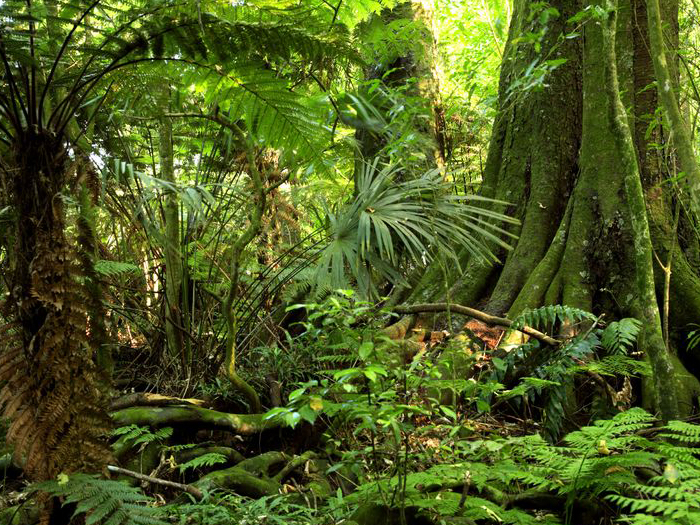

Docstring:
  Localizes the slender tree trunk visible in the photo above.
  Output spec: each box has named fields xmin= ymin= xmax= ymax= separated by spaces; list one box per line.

xmin=159 ymin=115 xmax=187 ymax=372
xmin=647 ymin=0 xmax=700 ymax=216
xmin=354 ymin=0 xmax=447 ymax=184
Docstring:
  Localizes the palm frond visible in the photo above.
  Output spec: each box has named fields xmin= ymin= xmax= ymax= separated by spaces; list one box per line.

xmin=312 ymin=160 xmax=518 ymax=297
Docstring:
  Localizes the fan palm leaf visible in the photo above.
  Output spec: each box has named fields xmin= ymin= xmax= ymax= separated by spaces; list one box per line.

xmin=312 ymin=159 xmax=519 ymax=297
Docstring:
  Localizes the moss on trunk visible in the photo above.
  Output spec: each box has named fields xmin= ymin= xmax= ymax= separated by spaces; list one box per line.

xmin=194 ymin=465 xmax=281 ymax=498
xmin=409 ymin=0 xmax=700 ymax=418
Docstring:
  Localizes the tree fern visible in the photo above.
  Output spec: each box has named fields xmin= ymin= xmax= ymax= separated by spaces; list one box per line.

xmin=33 ymin=474 xmax=167 ymax=525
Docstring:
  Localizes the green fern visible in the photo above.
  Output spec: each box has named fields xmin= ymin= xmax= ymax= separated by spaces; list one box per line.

xmin=511 ymin=305 xmax=596 ymax=330
xmin=601 ymin=318 xmax=642 ymax=355
xmin=348 ymin=464 xmax=558 ymax=524
xmin=33 ymin=474 xmax=167 ymax=525
xmin=112 ymin=425 xmax=173 ymax=449
xmin=573 ymin=354 xmax=651 ymax=377
xmin=658 ymin=420 xmax=700 ymax=444
xmin=177 ymin=453 xmax=227 ymax=473
xmin=94 ymin=260 xmax=140 ymax=277
xmin=495 ymin=309 xmax=648 ymax=441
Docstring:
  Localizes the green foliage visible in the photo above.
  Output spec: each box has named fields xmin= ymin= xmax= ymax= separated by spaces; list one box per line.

xmin=163 ymin=493 xmax=318 ymax=525
xmin=112 ymin=425 xmax=173 ymax=449
xmin=527 ymin=409 xmax=700 ymax=525
xmin=94 ymin=260 xmax=140 ymax=277
xmin=176 ymin=453 xmax=227 ymax=474
xmin=575 ymin=354 xmax=651 ymax=378
xmin=510 ymin=304 xmax=596 ymax=330
xmin=601 ymin=318 xmax=642 ymax=355
xmin=449 ymin=409 xmax=700 ymax=525
xmin=687 ymin=326 xmax=700 ymax=351
xmin=33 ymin=474 xmax=167 ymax=525
xmin=315 ymin=160 xmax=517 ymax=297
xmin=495 ymin=308 xmax=646 ymax=441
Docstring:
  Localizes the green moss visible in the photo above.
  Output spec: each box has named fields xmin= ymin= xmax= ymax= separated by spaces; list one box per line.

xmin=0 ymin=504 xmax=38 ymax=525
xmin=509 ymin=201 xmax=573 ymax=317
xmin=111 ymin=406 xmax=274 ymax=435
xmin=193 ymin=466 xmax=280 ymax=498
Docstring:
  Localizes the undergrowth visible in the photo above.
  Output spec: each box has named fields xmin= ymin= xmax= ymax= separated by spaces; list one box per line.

xmin=21 ymin=299 xmax=700 ymax=525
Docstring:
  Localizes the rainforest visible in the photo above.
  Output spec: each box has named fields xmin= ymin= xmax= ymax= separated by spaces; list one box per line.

xmin=1 ymin=0 xmax=700 ymax=524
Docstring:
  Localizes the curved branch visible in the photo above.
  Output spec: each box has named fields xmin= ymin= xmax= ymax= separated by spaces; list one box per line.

xmin=393 ymin=303 xmax=559 ymax=346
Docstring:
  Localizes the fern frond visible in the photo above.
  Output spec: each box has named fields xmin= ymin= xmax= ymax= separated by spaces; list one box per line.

xmin=112 ymin=425 xmax=173 ymax=449
xmin=573 ymin=355 xmax=651 ymax=377
xmin=33 ymin=474 xmax=167 ymax=525
xmin=601 ymin=318 xmax=642 ymax=355
xmin=189 ymin=62 xmax=327 ymax=163
xmin=94 ymin=260 xmax=140 ymax=277
xmin=511 ymin=305 xmax=596 ymax=331
xmin=659 ymin=420 xmax=700 ymax=444
xmin=177 ymin=452 xmax=227 ymax=473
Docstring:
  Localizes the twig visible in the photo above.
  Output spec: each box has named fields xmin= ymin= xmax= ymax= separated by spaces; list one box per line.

xmin=107 ymin=465 xmax=203 ymax=500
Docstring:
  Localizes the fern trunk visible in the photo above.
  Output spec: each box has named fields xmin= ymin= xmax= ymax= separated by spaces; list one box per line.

xmin=1 ymin=129 xmax=112 ymax=481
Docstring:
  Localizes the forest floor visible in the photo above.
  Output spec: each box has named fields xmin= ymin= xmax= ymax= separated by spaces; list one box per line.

xmin=1 ymin=304 xmax=700 ymax=525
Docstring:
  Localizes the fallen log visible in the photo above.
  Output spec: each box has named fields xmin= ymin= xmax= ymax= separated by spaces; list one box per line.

xmin=237 ymin=451 xmax=288 ymax=476
xmin=111 ymin=406 xmax=279 ymax=435
xmin=193 ymin=466 xmax=281 ymax=498
xmin=273 ymin=451 xmax=317 ymax=483
xmin=174 ymin=446 xmax=245 ymax=467
xmin=381 ymin=314 xmax=417 ymax=340
xmin=192 ymin=451 xmax=321 ymax=499
xmin=110 ymin=393 xmax=211 ymax=411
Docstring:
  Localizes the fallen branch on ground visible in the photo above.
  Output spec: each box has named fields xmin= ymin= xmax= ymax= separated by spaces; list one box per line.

xmin=193 ymin=465 xmax=281 ymax=498
xmin=393 ymin=303 xmax=559 ymax=346
xmin=110 ymin=392 xmax=211 ymax=411
xmin=107 ymin=465 xmax=203 ymax=500
xmin=174 ymin=446 xmax=246 ymax=467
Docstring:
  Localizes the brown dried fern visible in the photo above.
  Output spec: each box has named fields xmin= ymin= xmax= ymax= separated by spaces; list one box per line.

xmin=1 ymin=156 xmax=112 ymax=481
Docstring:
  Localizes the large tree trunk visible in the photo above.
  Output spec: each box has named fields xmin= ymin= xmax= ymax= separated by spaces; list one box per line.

xmin=411 ymin=0 xmax=700 ymax=419
xmin=408 ymin=0 xmax=582 ymax=308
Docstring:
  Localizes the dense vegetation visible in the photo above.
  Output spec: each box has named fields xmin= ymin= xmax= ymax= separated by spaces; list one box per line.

xmin=1 ymin=0 xmax=700 ymax=524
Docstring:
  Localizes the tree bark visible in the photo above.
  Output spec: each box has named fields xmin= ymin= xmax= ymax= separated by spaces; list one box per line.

xmin=159 ymin=115 xmax=187 ymax=372
xmin=408 ymin=0 xmax=583 ymax=311
xmin=411 ymin=0 xmax=700 ymax=418
xmin=354 ymin=0 xmax=447 ymax=183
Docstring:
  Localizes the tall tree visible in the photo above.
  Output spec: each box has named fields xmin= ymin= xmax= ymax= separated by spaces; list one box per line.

xmin=353 ymin=0 xmax=447 ymax=177
xmin=410 ymin=0 xmax=700 ymax=420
